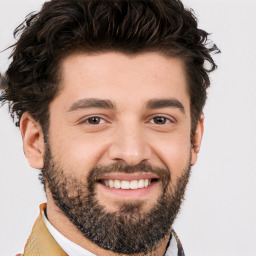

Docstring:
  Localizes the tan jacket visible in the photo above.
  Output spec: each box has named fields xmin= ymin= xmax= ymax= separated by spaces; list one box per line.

xmin=17 ymin=203 xmax=67 ymax=256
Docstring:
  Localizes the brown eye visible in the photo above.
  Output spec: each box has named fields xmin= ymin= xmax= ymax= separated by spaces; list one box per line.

xmin=86 ymin=117 xmax=103 ymax=125
xmin=151 ymin=117 xmax=170 ymax=125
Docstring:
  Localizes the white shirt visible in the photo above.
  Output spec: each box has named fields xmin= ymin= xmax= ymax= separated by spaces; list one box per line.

xmin=42 ymin=211 xmax=179 ymax=256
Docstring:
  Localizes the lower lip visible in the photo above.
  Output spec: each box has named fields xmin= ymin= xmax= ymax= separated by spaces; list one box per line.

xmin=97 ymin=181 xmax=159 ymax=199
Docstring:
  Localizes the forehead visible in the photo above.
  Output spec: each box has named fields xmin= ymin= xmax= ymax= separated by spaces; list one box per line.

xmin=56 ymin=52 xmax=189 ymax=110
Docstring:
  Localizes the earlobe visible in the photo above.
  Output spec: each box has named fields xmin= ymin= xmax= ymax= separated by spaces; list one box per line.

xmin=191 ymin=115 xmax=204 ymax=166
xmin=20 ymin=112 xmax=45 ymax=169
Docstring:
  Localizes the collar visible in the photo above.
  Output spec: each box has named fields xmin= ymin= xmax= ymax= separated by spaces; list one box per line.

xmin=42 ymin=209 xmax=95 ymax=256
xmin=22 ymin=203 xmax=67 ymax=256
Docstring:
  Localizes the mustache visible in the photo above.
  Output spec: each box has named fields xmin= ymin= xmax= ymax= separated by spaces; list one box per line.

xmin=87 ymin=162 xmax=171 ymax=191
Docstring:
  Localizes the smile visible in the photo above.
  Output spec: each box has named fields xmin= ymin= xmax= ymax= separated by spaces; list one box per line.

xmin=100 ymin=179 xmax=156 ymax=190
xmin=96 ymin=173 xmax=160 ymax=198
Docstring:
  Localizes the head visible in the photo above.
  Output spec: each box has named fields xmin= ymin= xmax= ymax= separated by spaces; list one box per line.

xmin=0 ymin=0 xmax=218 ymax=254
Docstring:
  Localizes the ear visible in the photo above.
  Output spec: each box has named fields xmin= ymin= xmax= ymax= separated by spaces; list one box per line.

xmin=191 ymin=115 xmax=204 ymax=166
xmin=20 ymin=112 xmax=45 ymax=169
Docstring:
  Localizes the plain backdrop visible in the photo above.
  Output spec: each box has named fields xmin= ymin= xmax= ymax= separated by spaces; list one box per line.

xmin=0 ymin=0 xmax=255 ymax=255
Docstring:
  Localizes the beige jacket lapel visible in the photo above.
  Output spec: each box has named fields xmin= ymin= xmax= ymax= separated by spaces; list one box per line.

xmin=23 ymin=203 xmax=68 ymax=256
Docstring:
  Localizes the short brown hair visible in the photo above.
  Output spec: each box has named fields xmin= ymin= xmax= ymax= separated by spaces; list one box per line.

xmin=0 ymin=0 xmax=219 ymax=136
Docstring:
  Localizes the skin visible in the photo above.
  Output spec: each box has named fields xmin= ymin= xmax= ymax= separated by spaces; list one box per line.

xmin=20 ymin=52 xmax=204 ymax=255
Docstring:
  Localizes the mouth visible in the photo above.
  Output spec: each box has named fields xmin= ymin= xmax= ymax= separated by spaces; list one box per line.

xmin=95 ymin=173 xmax=160 ymax=199
xmin=98 ymin=178 xmax=158 ymax=190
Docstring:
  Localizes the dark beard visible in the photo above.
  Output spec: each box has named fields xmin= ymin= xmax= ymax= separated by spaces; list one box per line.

xmin=40 ymin=145 xmax=191 ymax=255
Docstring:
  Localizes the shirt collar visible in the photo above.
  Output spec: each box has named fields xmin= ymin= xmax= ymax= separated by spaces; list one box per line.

xmin=42 ymin=209 xmax=95 ymax=256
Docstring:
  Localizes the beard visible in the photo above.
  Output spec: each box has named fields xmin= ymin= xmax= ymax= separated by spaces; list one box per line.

xmin=40 ymin=144 xmax=191 ymax=255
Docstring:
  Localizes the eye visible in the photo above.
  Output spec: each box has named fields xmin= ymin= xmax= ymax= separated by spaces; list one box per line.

xmin=83 ymin=116 xmax=106 ymax=125
xmin=150 ymin=116 xmax=172 ymax=125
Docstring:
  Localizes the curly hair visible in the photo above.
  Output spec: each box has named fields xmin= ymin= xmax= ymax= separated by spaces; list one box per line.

xmin=0 ymin=0 xmax=219 ymax=136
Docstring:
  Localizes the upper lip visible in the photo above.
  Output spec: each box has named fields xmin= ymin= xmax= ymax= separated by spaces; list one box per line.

xmin=99 ymin=172 xmax=159 ymax=181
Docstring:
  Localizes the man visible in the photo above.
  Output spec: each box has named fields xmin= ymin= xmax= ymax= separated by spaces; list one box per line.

xmin=0 ymin=0 xmax=218 ymax=255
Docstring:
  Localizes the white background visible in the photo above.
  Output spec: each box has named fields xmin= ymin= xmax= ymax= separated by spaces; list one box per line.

xmin=0 ymin=0 xmax=255 ymax=255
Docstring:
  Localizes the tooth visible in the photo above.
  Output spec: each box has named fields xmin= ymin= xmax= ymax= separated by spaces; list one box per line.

xmin=121 ymin=180 xmax=130 ymax=189
xmin=138 ymin=179 xmax=145 ymax=188
xmin=130 ymin=180 xmax=139 ymax=189
xmin=109 ymin=180 xmax=114 ymax=188
xmin=114 ymin=180 xmax=121 ymax=189
xmin=105 ymin=179 xmax=152 ymax=189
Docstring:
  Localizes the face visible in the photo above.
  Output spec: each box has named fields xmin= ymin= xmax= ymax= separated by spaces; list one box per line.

xmin=26 ymin=52 xmax=203 ymax=254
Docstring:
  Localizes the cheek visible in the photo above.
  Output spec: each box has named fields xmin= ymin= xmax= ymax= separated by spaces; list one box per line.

xmin=48 ymin=127 xmax=108 ymax=176
xmin=152 ymin=134 xmax=191 ymax=181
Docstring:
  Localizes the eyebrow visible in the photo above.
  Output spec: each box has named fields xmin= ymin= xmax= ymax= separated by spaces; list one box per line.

xmin=68 ymin=98 xmax=116 ymax=112
xmin=68 ymin=97 xmax=185 ymax=114
xmin=146 ymin=98 xmax=185 ymax=114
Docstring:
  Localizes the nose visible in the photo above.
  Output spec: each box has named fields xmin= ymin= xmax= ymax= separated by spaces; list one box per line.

xmin=108 ymin=123 xmax=151 ymax=166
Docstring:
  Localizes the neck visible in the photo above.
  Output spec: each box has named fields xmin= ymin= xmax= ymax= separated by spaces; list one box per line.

xmin=46 ymin=193 xmax=170 ymax=256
